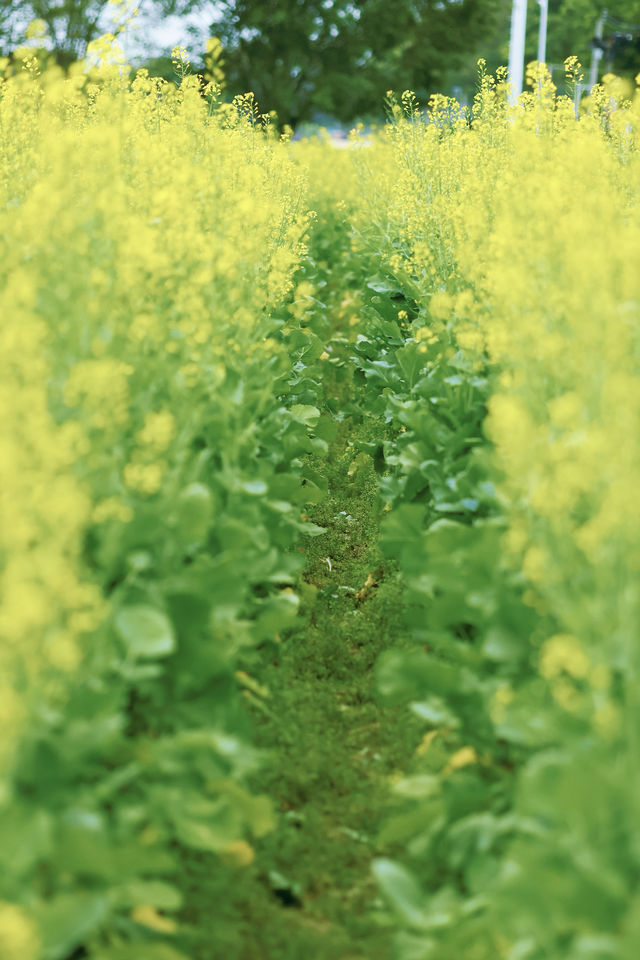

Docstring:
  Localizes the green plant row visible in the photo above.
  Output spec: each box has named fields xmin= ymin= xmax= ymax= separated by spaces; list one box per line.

xmin=342 ymin=70 xmax=640 ymax=960
xmin=0 ymin=44 xmax=334 ymax=960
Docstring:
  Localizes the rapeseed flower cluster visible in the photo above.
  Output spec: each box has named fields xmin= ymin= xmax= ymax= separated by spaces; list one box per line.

xmin=353 ymin=63 xmax=640 ymax=697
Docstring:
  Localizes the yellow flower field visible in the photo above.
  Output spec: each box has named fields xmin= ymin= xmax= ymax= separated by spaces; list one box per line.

xmin=1 ymin=35 xmax=639 ymax=960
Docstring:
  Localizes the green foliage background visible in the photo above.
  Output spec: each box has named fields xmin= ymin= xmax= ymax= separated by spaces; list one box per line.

xmin=4 ymin=0 xmax=640 ymax=119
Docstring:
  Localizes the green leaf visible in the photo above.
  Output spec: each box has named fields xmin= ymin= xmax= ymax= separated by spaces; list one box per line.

xmin=268 ymin=473 xmax=306 ymax=503
xmin=174 ymin=817 xmax=232 ymax=853
xmin=96 ymin=946 xmax=191 ymax=960
xmin=56 ymin=809 xmax=117 ymax=879
xmin=372 ymin=859 xmax=429 ymax=930
xmin=0 ymin=805 xmax=52 ymax=876
xmin=367 ymin=274 xmax=401 ymax=294
xmin=299 ymin=521 xmax=326 ymax=536
xmin=396 ymin=342 xmax=426 ymax=388
xmin=247 ymin=794 xmax=275 ymax=837
xmin=114 ymin=605 xmax=176 ymax=658
xmin=289 ymin=404 xmax=320 ymax=426
xmin=572 ymin=935 xmax=620 ymax=959
xmin=392 ymin=774 xmax=441 ymax=799
xmin=379 ymin=504 xmax=426 ymax=557
xmin=482 ymin=626 xmax=522 ymax=661
xmin=376 ymin=648 xmax=430 ymax=702
xmin=255 ymin=590 xmax=300 ymax=635
xmin=36 ymin=894 xmax=110 ymax=960
xmin=241 ymin=479 xmax=268 ymax=495
xmin=119 ymin=880 xmax=183 ymax=911
xmin=175 ymin=482 xmax=213 ymax=543
xmin=314 ymin=415 xmax=338 ymax=442
xmin=410 ymin=697 xmax=460 ymax=727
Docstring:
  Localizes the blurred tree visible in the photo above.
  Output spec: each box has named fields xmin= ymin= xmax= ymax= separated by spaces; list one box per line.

xmin=507 ymin=1 xmax=640 ymax=93
xmin=3 ymin=0 xmax=639 ymax=112
xmin=0 ymin=0 xmax=110 ymax=65
xmin=193 ymin=0 xmax=505 ymax=124
xmin=543 ymin=0 xmax=640 ymax=74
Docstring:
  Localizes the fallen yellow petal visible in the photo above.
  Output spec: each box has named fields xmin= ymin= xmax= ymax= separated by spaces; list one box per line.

xmin=442 ymin=746 xmax=478 ymax=776
xmin=131 ymin=905 xmax=177 ymax=934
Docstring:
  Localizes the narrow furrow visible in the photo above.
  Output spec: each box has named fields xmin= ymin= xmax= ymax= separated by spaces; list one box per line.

xmin=178 ymin=210 xmax=421 ymax=960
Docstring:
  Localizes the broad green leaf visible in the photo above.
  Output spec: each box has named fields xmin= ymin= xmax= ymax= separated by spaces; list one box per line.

xmin=392 ymin=774 xmax=441 ymax=799
xmin=248 ymin=794 xmax=275 ymax=837
xmin=119 ymin=880 xmax=183 ymax=911
xmin=289 ymin=403 xmax=320 ymax=426
xmin=175 ymin=482 xmax=213 ymax=543
xmin=0 ymin=806 xmax=52 ymax=876
xmin=394 ymin=931 xmax=437 ymax=960
xmin=96 ymin=946 xmax=191 ymax=960
xmin=241 ymin=479 xmax=268 ymax=495
xmin=114 ymin=605 xmax=176 ymax=658
xmin=483 ymin=626 xmax=522 ymax=661
xmin=379 ymin=504 xmax=426 ymax=557
xmin=396 ymin=342 xmax=426 ymax=388
xmin=268 ymin=473 xmax=305 ymax=502
xmin=255 ymin=590 xmax=300 ymax=635
xmin=372 ymin=859 xmax=428 ymax=930
xmin=174 ymin=817 xmax=233 ymax=853
xmin=35 ymin=894 xmax=110 ymax=960
xmin=410 ymin=697 xmax=460 ymax=727
xmin=314 ymin=415 xmax=338 ymax=442
xmin=56 ymin=810 xmax=117 ymax=878
xmin=299 ymin=521 xmax=326 ymax=536
xmin=367 ymin=274 xmax=401 ymax=294
xmin=376 ymin=648 xmax=430 ymax=702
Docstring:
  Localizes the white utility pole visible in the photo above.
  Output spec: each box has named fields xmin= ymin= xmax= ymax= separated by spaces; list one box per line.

xmin=589 ymin=9 xmax=608 ymax=88
xmin=508 ymin=0 xmax=528 ymax=102
xmin=537 ymin=0 xmax=548 ymax=64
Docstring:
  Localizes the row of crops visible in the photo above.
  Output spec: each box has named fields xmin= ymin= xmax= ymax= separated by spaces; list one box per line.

xmin=1 ymin=38 xmax=639 ymax=960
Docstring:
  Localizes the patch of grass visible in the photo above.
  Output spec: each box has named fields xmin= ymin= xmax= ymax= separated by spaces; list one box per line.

xmin=178 ymin=427 xmax=422 ymax=960
xmin=175 ymin=206 xmax=422 ymax=960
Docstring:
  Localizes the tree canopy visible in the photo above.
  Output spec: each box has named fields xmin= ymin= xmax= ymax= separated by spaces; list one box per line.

xmin=2 ymin=0 xmax=640 ymax=121
xmin=0 ymin=0 xmax=108 ymax=66
xmin=543 ymin=0 xmax=640 ymax=73
xmin=205 ymin=0 xmax=505 ymax=124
